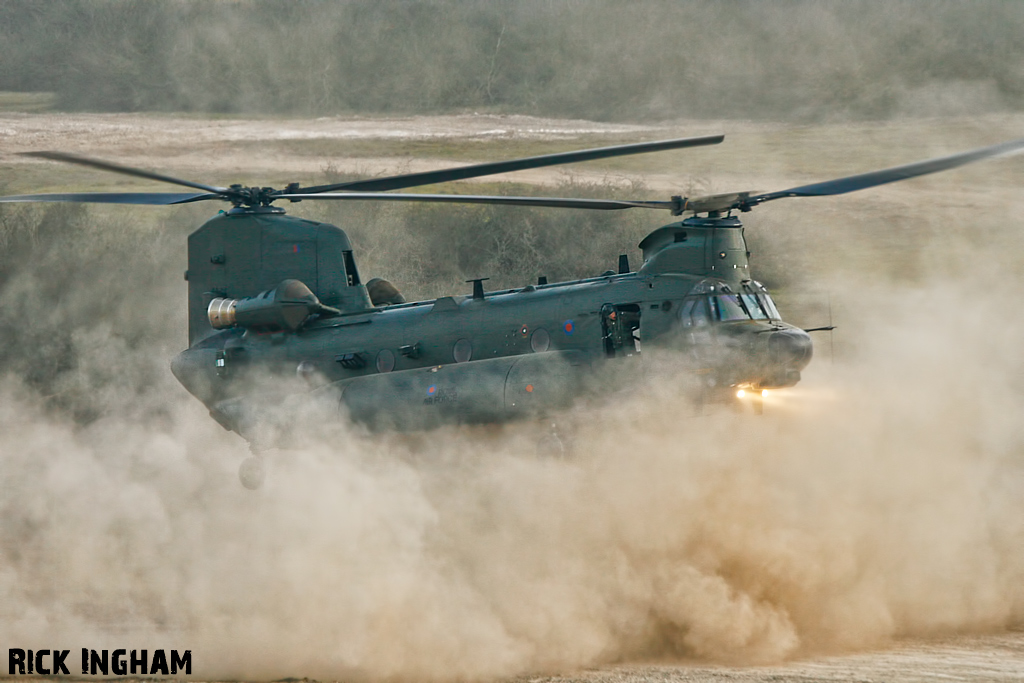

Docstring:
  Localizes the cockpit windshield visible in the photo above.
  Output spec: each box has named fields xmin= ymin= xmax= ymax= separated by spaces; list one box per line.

xmin=681 ymin=281 xmax=782 ymax=325
xmin=741 ymin=293 xmax=768 ymax=319
xmin=711 ymin=294 xmax=748 ymax=322
xmin=706 ymin=292 xmax=782 ymax=322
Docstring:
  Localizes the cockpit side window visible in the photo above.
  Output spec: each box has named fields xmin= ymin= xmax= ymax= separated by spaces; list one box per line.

xmin=679 ymin=297 xmax=709 ymax=328
xmin=757 ymin=293 xmax=782 ymax=320
xmin=692 ymin=297 xmax=710 ymax=327
xmin=679 ymin=299 xmax=694 ymax=326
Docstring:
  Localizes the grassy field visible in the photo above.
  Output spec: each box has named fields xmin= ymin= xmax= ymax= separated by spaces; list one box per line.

xmin=0 ymin=91 xmax=55 ymax=112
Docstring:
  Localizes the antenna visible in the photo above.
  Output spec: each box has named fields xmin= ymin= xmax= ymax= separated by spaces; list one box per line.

xmin=828 ymin=291 xmax=834 ymax=366
xmin=466 ymin=277 xmax=490 ymax=300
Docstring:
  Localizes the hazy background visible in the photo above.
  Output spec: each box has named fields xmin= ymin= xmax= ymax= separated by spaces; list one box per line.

xmin=2 ymin=1 xmax=1024 ymax=681
xmin=1 ymin=0 xmax=1024 ymax=121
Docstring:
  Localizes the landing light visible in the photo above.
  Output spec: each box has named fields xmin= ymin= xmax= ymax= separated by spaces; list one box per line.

xmin=736 ymin=388 xmax=768 ymax=399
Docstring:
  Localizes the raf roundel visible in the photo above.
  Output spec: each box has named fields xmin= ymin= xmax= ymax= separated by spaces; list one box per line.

xmin=563 ymin=320 xmax=574 ymax=336
xmin=426 ymin=385 xmax=437 ymax=397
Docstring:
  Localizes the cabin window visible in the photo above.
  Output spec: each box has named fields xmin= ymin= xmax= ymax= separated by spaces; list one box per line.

xmin=711 ymin=294 xmax=748 ymax=322
xmin=343 ymin=251 xmax=361 ymax=286
xmin=296 ymin=360 xmax=318 ymax=382
xmin=453 ymin=338 xmax=473 ymax=363
xmin=531 ymin=328 xmax=550 ymax=353
xmin=376 ymin=349 xmax=395 ymax=373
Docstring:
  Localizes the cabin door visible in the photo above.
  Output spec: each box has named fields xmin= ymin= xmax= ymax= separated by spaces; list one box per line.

xmin=601 ymin=303 xmax=642 ymax=358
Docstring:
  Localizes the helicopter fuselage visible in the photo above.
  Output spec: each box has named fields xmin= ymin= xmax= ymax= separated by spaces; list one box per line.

xmin=170 ymin=212 xmax=812 ymax=439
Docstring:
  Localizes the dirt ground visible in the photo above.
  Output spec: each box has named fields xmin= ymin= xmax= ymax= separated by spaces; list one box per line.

xmin=0 ymin=112 xmax=673 ymax=190
xmin=13 ymin=631 xmax=1024 ymax=683
xmin=3 ymin=112 xmax=1024 ymax=683
xmin=5 ymin=111 xmax=1021 ymax=192
xmin=532 ymin=632 xmax=1024 ymax=683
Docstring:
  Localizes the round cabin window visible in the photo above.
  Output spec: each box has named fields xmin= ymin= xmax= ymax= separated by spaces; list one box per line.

xmin=531 ymin=327 xmax=550 ymax=353
xmin=296 ymin=360 xmax=318 ymax=382
xmin=376 ymin=348 xmax=396 ymax=373
xmin=453 ymin=338 xmax=473 ymax=363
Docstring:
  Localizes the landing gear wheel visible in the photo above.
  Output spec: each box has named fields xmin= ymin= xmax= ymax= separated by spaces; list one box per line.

xmin=536 ymin=433 xmax=567 ymax=459
xmin=752 ymin=395 xmax=764 ymax=415
xmin=536 ymin=421 xmax=575 ymax=459
xmin=239 ymin=456 xmax=265 ymax=490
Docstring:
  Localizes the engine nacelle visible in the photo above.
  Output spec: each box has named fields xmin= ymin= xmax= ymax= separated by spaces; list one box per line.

xmin=208 ymin=279 xmax=336 ymax=333
xmin=365 ymin=277 xmax=407 ymax=306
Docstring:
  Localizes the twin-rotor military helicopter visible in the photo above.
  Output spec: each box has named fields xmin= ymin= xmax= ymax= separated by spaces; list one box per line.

xmin=4 ymin=132 xmax=1023 ymax=487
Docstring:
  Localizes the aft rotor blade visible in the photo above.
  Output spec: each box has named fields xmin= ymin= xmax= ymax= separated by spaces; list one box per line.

xmin=20 ymin=151 xmax=229 ymax=195
xmin=298 ymin=134 xmax=725 ymax=194
xmin=745 ymin=136 xmax=1024 ymax=208
xmin=279 ymin=192 xmax=678 ymax=211
xmin=0 ymin=191 xmax=220 ymax=205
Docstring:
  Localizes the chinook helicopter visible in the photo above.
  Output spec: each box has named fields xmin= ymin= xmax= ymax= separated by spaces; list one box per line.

xmin=4 ymin=133 xmax=1023 ymax=487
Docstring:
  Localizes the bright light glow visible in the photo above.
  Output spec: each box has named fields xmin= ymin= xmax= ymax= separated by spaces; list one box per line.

xmin=736 ymin=389 xmax=746 ymax=398
xmin=761 ymin=389 xmax=769 ymax=397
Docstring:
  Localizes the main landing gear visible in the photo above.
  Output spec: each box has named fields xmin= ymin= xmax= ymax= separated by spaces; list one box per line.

xmin=238 ymin=452 xmax=266 ymax=490
xmin=536 ymin=421 xmax=575 ymax=459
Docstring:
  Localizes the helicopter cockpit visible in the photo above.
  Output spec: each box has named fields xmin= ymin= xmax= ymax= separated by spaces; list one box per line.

xmin=680 ymin=280 xmax=781 ymax=327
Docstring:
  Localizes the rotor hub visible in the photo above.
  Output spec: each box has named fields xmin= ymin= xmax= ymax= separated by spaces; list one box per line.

xmin=227 ymin=185 xmax=281 ymax=208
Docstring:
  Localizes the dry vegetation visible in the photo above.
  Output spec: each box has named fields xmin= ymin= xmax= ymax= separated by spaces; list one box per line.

xmin=2 ymin=1 xmax=1024 ymax=122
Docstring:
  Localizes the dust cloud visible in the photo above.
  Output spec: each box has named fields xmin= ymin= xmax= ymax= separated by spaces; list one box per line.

xmin=2 ymin=193 xmax=1024 ymax=682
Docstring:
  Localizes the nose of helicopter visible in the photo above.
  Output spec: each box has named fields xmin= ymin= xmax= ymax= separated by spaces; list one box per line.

xmin=768 ymin=328 xmax=814 ymax=371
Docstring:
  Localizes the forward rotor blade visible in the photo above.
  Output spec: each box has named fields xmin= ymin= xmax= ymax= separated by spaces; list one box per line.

xmin=0 ymin=191 xmax=220 ymax=205
xmin=298 ymin=134 xmax=725 ymax=194
xmin=279 ymin=192 xmax=678 ymax=211
xmin=20 ymin=151 xmax=229 ymax=195
xmin=745 ymin=136 xmax=1024 ymax=208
